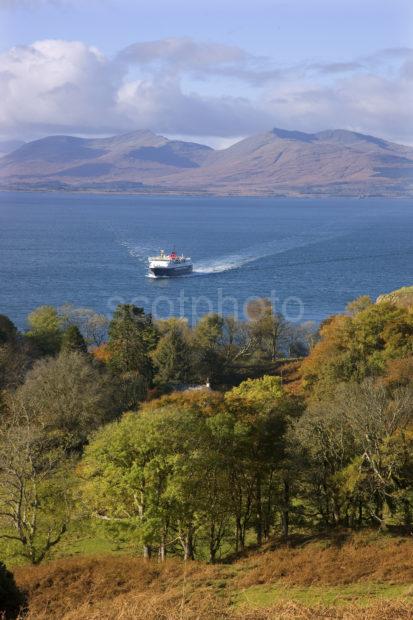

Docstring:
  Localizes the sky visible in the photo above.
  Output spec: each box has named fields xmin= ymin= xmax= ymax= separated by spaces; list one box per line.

xmin=0 ymin=0 xmax=412 ymax=147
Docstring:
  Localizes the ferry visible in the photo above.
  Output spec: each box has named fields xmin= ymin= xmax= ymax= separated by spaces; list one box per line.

xmin=148 ymin=250 xmax=193 ymax=277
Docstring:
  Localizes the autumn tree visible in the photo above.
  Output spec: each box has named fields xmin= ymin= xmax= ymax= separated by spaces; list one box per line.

xmin=295 ymin=380 xmax=413 ymax=529
xmin=302 ymin=300 xmax=413 ymax=398
xmin=13 ymin=351 xmax=116 ymax=454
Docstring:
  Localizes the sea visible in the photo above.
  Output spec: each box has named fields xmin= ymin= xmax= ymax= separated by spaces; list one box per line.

xmin=0 ymin=191 xmax=412 ymax=329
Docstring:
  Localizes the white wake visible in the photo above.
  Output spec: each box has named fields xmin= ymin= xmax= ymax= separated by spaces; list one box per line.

xmin=193 ymin=233 xmax=335 ymax=275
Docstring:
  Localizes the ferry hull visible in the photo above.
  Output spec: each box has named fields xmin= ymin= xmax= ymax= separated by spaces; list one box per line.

xmin=150 ymin=264 xmax=193 ymax=277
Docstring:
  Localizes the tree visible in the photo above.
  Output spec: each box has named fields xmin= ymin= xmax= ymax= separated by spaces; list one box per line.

xmin=295 ymin=380 xmax=413 ymax=530
xmin=81 ymin=407 xmax=199 ymax=560
xmin=224 ymin=376 xmax=298 ymax=546
xmin=59 ymin=304 xmax=109 ymax=346
xmin=13 ymin=351 xmax=116 ymax=454
xmin=294 ymin=398 xmax=356 ymax=528
xmin=192 ymin=314 xmax=225 ymax=381
xmin=246 ymin=298 xmax=288 ymax=361
xmin=27 ymin=306 xmax=62 ymax=355
xmin=152 ymin=321 xmax=192 ymax=386
xmin=337 ymin=381 xmax=413 ymax=528
xmin=381 ymin=356 xmax=413 ymax=388
xmin=0 ymin=338 xmax=37 ymax=392
xmin=108 ymin=305 xmax=157 ymax=407
xmin=346 ymin=295 xmax=373 ymax=316
xmin=0 ymin=316 xmax=17 ymax=345
xmin=301 ymin=301 xmax=413 ymax=398
xmin=0 ymin=404 xmax=71 ymax=564
xmin=61 ymin=325 xmax=87 ymax=354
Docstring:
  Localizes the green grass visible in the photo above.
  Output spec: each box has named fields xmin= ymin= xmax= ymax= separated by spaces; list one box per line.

xmin=234 ymin=582 xmax=412 ymax=609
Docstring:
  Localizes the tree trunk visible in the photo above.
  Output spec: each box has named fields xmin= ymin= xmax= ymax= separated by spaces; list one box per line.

xmin=358 ymin=501 xmax=363 ymax=528
xmin=281 ymin=479 xmax=289 ymax=541
xmin=183 ymin=525 xmax=195 ymax=561
xmin=209 ymin=523 xmax=218 ymax=563
xmin=402 ymin=498 xmax=412 ymax=528
xmin=236 ymin=516 xmax=245 ymax=552
xmin=143 ymin=544 xmax=152 ymax=559
xmin=255 ymin=475 xmax=263 ymax=546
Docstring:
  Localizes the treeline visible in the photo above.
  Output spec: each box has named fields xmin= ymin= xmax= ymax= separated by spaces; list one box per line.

xmin=0 ymin=295 xmax=412 ymax=564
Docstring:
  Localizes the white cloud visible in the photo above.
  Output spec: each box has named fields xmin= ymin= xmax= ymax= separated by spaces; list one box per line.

xmin=116 ymin=78 xmax=273 ymax=137
xmin=261 ymin=60 xmax=413 ymax=145
xmin=0 ymin=37 xmax=412 ymax=144
xmin=0 ymin=40 xmax=124 ymax=137
xmin=118 ymin=37 xmax=248 ymax=72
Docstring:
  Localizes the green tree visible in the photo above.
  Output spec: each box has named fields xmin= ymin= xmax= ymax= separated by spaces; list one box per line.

xmin=152 ymin=321 xmax=192 ymax=386
xmin=81 ymin=408 xmax=196 ymax=560
xmin=225 ymin=376 xmax=297 ymax=546
xmin=108 ymin=305 xmax=157 ymax=407
xmin=61 ymin=325 xmax=87 ymax=354
xmin=192 ymin=314 xmax=225 ymax=381
xmin=81 ymin=392 xmax=230 ymax=561
xmin=27 ymin=305 xmax=62 ymax=355
xmin=0 ymin=405 xmax=72 ymax=564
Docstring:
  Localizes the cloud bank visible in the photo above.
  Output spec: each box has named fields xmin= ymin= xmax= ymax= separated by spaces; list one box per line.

xmin=0 ymin=37 xmax=412 ymax=144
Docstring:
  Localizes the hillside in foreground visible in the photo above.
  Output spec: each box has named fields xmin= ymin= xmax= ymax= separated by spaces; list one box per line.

xmin=13 ymin=533 xmax=413 ymax=619
xmin=1 ymin=128 xmax=413 ymax=196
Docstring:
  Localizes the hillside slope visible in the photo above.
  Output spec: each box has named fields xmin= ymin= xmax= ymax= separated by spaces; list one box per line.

xmin=166 ymin=128 xmax=413 ymax=196
xmin=1 ymin=128 xmax=413 ymax=196
xmin=0 ymin=131 xmax=212 ymax=191
xmin=13 ymin=534 xmax=413 ymax=619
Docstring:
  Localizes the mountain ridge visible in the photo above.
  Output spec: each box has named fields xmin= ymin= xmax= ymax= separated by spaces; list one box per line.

xmin=1 ymin=128 xmax=412 ymax=196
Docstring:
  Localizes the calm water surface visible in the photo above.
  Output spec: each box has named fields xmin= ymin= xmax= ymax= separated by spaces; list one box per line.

xmin=0 ymin=192 xmax=412 ymax=328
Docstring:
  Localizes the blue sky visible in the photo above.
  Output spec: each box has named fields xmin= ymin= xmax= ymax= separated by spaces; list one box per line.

xmin=0 ymin=0 xmax=412 ymax=146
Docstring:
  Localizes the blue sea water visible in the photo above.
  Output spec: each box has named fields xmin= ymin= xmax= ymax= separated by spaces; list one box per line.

xmin=0 ymin=191 xmax=412 ymax=329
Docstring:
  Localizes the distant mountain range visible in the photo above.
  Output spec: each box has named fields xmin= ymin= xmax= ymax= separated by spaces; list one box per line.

xmin=1 ymin=128 xmax=412 ymax=196
xmin=0 ymin=139 xmax=26 ymax=158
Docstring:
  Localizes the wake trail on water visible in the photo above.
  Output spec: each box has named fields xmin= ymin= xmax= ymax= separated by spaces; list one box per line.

xmin=192 ymin=232 xmax=339 ymax=275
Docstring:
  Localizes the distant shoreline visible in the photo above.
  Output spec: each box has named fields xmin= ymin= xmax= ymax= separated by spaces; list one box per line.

xmin=1 ymin=187 xmax=411 ymax=199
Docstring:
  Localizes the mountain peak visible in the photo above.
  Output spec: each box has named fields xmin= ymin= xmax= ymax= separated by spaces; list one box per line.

xmin=100 ymin=129 xmax=168 ymax=149
xmin=315 ymin=129 xmax=390 ymax=148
